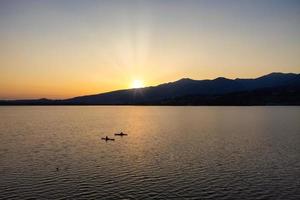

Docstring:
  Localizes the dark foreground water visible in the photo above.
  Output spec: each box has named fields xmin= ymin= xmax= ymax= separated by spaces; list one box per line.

xmin=0 ymin=106 xmax=299 ymax=199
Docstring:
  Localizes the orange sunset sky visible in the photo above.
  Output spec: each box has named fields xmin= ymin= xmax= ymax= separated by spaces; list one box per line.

xmin=1 ymin=0 xmax=299 ymax=99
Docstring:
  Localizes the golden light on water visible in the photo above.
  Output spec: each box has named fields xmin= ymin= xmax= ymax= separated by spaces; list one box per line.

xmin=131 ymin=80 xmax=145 ymax=88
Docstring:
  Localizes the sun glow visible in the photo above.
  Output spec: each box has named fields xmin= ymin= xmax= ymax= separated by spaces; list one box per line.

xmin=131 ymin=79 xmax=145 ymax=88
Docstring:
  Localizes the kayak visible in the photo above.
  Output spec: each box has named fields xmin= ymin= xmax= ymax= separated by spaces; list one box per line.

xmin=101 ymin=138 xmax=115 ymax=141
xmin=114 ymin=133 xmax=128 ymax=136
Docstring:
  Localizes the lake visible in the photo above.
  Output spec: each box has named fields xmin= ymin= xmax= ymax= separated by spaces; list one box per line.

xmin=0 ymin=106 xmax=299 ymax=199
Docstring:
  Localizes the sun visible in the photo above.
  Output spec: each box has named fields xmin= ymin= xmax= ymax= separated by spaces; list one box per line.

xmin=131 ymin=79 xmax=145 ymax=88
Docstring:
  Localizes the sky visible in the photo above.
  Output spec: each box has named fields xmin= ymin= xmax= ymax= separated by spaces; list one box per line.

xmin=0 ymin=0 xmax=300 ymax=99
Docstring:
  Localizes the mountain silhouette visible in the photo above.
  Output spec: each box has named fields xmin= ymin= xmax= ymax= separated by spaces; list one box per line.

xmin=1 ymin=72 xmax=300 ymax=105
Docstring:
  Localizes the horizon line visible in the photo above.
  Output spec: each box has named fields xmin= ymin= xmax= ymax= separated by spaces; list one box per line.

xmin=1 ymin=71 xmax=299 ymax=101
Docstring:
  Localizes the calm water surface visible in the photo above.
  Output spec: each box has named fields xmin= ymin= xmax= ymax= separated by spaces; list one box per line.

xmin=0 ymin=106 xmax=299 ymax=199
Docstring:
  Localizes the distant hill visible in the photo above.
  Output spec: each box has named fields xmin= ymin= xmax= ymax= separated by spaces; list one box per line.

xmin=1 ymin=72 xmax=300 ymax=105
